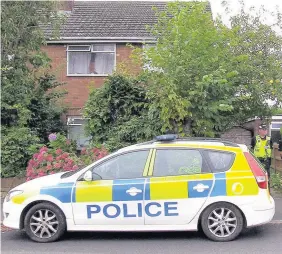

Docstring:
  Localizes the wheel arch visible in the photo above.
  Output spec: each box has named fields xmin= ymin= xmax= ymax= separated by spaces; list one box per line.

xmin=20 ymin=200 xmax=66 ymax=229
xmin=197 ymin=201 xmax=247 ymax=231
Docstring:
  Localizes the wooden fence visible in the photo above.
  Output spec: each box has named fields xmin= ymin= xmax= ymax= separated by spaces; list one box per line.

xmin=272 ymin=143 xmax=282 ymax=173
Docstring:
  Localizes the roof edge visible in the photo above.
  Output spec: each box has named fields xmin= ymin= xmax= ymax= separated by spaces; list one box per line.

xmin=60 ymin=36 xmax=156 ymax=40
xmin=46 ymin=36 xmax=156 ymax=44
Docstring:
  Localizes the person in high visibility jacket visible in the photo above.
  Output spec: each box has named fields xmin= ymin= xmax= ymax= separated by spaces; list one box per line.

xmin=251 ymin=124 xmax=273 ymax=179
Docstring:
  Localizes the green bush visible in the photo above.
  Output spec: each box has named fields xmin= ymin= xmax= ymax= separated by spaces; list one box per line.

xmin=1 ymin=1 xmax=66 ymax=177
xmin=84 ymin=75 xmax=163 ymax=151
xmin=270 ymin=172 xmax=282 ymax=190
xmin=27 ymin=73 xmax=67 ymax=143
xmin=47 ymin=133 xmax=77 ymax=154
xmin=1 ymin=127 xmax=41 ymax=178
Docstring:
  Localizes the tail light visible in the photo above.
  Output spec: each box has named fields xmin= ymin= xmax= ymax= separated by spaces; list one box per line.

xmin=244 ymin=152 xmax=268 ymax=189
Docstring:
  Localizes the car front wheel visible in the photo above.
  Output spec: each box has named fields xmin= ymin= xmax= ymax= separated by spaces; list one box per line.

xmin=24 ymin=202 xmax=66 ymax=243
xmin=201 ymin=202 xmax=244 ymax=242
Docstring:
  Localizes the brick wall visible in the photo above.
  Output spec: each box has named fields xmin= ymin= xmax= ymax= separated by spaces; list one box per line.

xmin=42 ymin=43 xmax=141 ymax=116
xmin=220 ymin=119 xmax=264 ymax=147
xmin=220 ymin=126 xmax=253 ymax=147
xmin=1 ymin=177 xmax=26 ymax=193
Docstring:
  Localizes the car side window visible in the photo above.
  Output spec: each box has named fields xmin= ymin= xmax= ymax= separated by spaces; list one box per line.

xmin=153 ymin=149 xmax=206 ymax=177
xmin=92 ymin=150 xmax=149 ymax=180
xmin=204 ymin=150 xmax=235 ymax=173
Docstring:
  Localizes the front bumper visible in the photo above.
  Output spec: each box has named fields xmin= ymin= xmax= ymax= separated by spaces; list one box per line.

xmin=2 ymin=200 xmax=25 ymax=229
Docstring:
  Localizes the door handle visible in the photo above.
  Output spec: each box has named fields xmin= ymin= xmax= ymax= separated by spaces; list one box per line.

xmin=126 ymin=187 xmax=142 ymax=196
xmin=193 ymin=183 xmax=210 ymax=193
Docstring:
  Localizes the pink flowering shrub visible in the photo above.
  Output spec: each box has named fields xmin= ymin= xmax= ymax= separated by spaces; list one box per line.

xmin=80 ymin=147 xmax=109 ymax=166
xmin=26 ymin=146 xmax=80 ymax=181
xmin=26 ymin=133 xmax=108 ymax=181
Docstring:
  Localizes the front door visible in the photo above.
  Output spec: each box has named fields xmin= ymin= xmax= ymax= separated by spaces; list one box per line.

xmin=72 ymin=149 xmax=152 ymax=225
xmin=144 ymin=148 xmax=214 ymax=225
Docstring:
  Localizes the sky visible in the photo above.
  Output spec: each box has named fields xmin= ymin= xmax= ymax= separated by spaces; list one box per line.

xmin=210 ymin=0 xmax=282 ymax=28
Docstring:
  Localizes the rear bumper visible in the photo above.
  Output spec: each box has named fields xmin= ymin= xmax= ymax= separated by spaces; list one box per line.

xmin=242 ymin=196 xmax=275 ymax=227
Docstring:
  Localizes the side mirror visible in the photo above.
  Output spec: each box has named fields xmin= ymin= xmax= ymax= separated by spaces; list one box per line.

xmin=83 ymin=170 xmax=92 ymax=182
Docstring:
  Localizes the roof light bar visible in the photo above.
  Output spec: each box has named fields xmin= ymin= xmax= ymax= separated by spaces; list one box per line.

xmin=136 ymin=135 xmax=239 ymax=147
xmin=155 ymin=134 xmax=178 ymax=141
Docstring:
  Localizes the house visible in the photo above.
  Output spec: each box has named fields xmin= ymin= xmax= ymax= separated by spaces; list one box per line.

xmin=42 ymin=1 xmax=280 ymax=148
xmin=41 ymin=0 xmax=172 ymax=147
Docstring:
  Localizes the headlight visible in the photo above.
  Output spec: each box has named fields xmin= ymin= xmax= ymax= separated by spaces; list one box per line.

xmin=5 ymin=190 xmax=23 ymax=202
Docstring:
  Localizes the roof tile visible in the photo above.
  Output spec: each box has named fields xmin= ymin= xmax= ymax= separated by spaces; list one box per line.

xmin=43 ymin=1 xmax=210 ymax=40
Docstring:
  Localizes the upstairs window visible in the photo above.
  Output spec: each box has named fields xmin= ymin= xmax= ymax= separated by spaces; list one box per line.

xmin=67 ymin=44 xmax=115 ymax=76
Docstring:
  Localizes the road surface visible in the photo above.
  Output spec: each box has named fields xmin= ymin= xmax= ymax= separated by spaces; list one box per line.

xmin=1 ymin=198 xmax=282 ymax=254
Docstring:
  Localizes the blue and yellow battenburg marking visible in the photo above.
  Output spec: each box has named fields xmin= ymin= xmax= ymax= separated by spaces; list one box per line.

xmin=11 ymin=171 xmax=259 ymax=206
xmin=32 ymin=171 xmax=259 ymax=205
xmin=75 ymin=173 xmax=226 ymax=203
xmin=40 ymin=182 xmax=75 ymax=203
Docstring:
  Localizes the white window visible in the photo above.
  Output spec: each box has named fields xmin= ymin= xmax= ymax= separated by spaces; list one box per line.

xmin=67 ymin=44 xmax=116 ymax=76
xmin=67 ymin=117 xmax=91 ymax=149
xmin=271 ymin=122 xmax=282 ymax=130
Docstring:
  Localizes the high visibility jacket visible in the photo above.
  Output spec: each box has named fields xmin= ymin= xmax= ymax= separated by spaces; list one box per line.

xmin=253 ymin=135 xmax=272 ymax=159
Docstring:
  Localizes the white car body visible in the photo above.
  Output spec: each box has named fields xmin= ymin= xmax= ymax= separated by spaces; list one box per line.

xmin=3 ymin=141 xmax=275 ymax=238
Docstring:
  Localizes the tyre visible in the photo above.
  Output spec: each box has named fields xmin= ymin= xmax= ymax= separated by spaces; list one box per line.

xmin=201 ymin=202 xmax=244 ymax=242
xmin=24 ymin=202 xmax=66 ymax=243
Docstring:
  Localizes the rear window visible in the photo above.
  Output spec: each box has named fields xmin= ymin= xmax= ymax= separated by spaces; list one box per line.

xmin=204 ymin=150 xmax=235 ymax=173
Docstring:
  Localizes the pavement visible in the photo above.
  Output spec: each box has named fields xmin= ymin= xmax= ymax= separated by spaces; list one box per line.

xmin=1 ymin=197 xmax=282 ymax=254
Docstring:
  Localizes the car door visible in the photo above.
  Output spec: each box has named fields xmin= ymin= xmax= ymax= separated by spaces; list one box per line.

xmin=144 ymin=148 xmax=214 ymax=225
xmin=72 ymin=149 xmax=152 ymax=225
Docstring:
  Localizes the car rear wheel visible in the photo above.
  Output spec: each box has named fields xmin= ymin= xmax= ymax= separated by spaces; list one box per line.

xmin=24 ymin=202 xmax=66 ymax=243
xmin=201 ymin=202 xmax=244 ymax=242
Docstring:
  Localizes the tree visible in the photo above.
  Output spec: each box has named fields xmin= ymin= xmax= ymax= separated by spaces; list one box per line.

xmin=134 ymin=1 xmax=282 ymax=136
xmin=84 ymin=75 xmax=162 ymax=151
xmin=1 ymin=1 xmax=66 ymax=177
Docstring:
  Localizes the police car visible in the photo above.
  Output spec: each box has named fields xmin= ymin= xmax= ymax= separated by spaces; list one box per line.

xmin=3 ymin=135 xmax=275 ymax=242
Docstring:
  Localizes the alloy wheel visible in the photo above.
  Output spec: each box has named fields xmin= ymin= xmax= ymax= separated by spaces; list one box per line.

xmin=29 ymin=209 xmax=59 ymax=239
xmin=207 ymin=207 xmax=237 ymax=238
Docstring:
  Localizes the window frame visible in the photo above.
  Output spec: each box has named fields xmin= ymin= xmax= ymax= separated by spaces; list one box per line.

xmin=67 ymin=45 xmax=91 ymax=52
xmin=150 ymin=147 xmax=212 ymax=178
xmin=78 ymin=149 xmax=152 ymax=181
xmin=270 ymin=121 xmax=282 ymax=130
xmin=66 ymin=44 xmax=116 ymax=77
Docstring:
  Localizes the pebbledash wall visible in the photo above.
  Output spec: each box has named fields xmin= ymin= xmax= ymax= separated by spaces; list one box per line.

xmin=42 ymin=43 xmax=141 ymax=115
